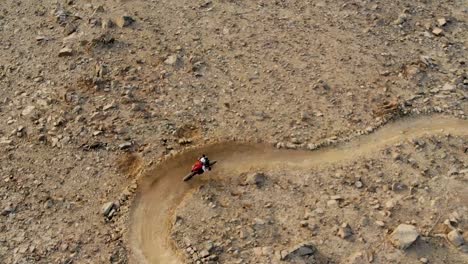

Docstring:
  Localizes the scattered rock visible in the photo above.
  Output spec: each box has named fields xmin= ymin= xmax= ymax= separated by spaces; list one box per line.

xmin=38 ymin=134 xmax=47 ymax=142
xmin=420 ymin=56 xmax=436 ymax=67
xmin=0 ymin=138 xmax=13 ymax=145
xmin=437 ymin=18 xmax=447 ymax=27
xmin=58 ymin=47 xmax=73 ymax=57
xmin=114 ymin=15 xmax=134 ymax=28
xmin=245 ymin=172 xmax=266 ymax=187
xmin=291 ymin=137 xmax=302 ymax=144
xmin=390 ymin=224 xmax=419 ymax=250
xmin=392 ymin=182 xmax=408 ymax=192
xmin=385 ymin=200 xmax=396 ymax=209
xmin=346 ymin=251 xmax=374 ymax=264
xmin=101 ymin=202 xmax=115 ymax=217
xmin=300 ymin=111 xmax=310 ymax=121
xmin=63 ymin=23 xmax=77 ymax=36
xmin=459 ymin=244 xmax=468 ymax=253
xmin=393 ymin=13 xmax=408 ymax=25
xmin=262 ymin=246 xmax=274 ymax=256
xmin=165 ymin=54 xmax=179 ymax=65
xmin=253 ymin=247 xmax=263 ymax=256
xmin=130 ymin=103 xmax=144 ymax=112
xmin=441 ymin=83 xmax=456 ymax=92
xmin=420 ymin=257 xmax=429 ymax=263
xmin=338 ymin=223 xmax=353 ymax=239
xmin=447 ymin=230 xmax=464 ymax=247
xmin=281 ymin=242 xmax=316 ymax=260
xmin=375 ymin=221 xmax=385 ymax=227
xmin=432 ymin=27 xmax=443 ymax=36
xmin=253 ymin=218 xmax=265 ymax=225
xmin=21 ymin=105 xmax=36 ymax=116
xmin=119 ymin=142 xmax=133 ymax=150
xmin=1 ymin=205 xmax=15 ymax=216
xmin=62 ymin=32 xmax=84 ymax=45
xmin=36 ymin=35 xmax=47 ymax=41
xmin=178 ymin=138 xmax=192 ymax=145
xmin=392 ymin=153 xmax=401 ymax=161
xmin=330 ymin=195 xmax=343 ymax=201
xmin=103 ymin=102 xmax=116 ymax=111
xmin=275 ymin=142 xmax=285 ymax=149
xmin=327 ymin=199 xmax=338 ymax=207
xmin=199 ymin=249 xmax=210 ymax=258
xmin=94 ymin=5 xmax=105 ymax=13
xmin=102 ymin=18 xmax=114 ymax=29
xmin=354 ymin=181 xmax=363 ymax=188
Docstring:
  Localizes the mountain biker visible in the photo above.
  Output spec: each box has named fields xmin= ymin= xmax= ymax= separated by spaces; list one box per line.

xmin=192 ymin=154 xmax=211 ymax=174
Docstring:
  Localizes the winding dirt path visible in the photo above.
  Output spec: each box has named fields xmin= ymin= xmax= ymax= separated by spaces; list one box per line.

xmin=129 ymin=115 xmax=468 ymax=264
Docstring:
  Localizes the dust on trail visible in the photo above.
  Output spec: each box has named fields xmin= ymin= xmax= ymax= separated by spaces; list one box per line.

xmin=128 ymin=116 xmax=468 ymax=264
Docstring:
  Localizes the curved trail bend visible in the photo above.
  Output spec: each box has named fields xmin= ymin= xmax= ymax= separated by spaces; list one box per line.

xmin=129 ymin=116 xmax=468 ymax=264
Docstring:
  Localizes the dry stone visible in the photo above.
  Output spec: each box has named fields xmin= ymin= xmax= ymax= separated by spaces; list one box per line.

xmin=447 ymin=230 xmax=464 ymax=247
xmin=58 ymin=47 xmax=73 ymax=57
xmin=246 ymin=172 xmax=266 ymax=187
xmin=390 ymin=224 xmax=419 ymax=250
xmin=114 ymin=15 xmax=134 ymax=28
xmin=102 ymin=202 xmax=115 ymax=217
xmin=281 ymin=242 xmax=316 ymax=260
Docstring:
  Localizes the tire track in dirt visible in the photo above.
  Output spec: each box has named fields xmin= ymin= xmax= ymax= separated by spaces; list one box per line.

xmin=129 ymin=115 xmax=468 ymax=264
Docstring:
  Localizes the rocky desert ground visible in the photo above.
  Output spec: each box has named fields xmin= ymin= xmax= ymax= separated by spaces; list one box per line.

xmin=171 ymin=133 xmax=468 ymax=264
xmin=0 ymin=0 xmax=467 ymax=264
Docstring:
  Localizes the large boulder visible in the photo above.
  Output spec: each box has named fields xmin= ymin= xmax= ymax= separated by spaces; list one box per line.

xmin=390 ymin=224 xmax=419 ymax=250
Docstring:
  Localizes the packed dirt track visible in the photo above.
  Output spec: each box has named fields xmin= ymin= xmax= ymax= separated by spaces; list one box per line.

xmin=129 ymin=115 xmax=468 ymax=264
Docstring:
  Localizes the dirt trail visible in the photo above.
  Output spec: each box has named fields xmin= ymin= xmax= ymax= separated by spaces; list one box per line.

xmin=129 ymin=116 xmax=468 ymax=264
